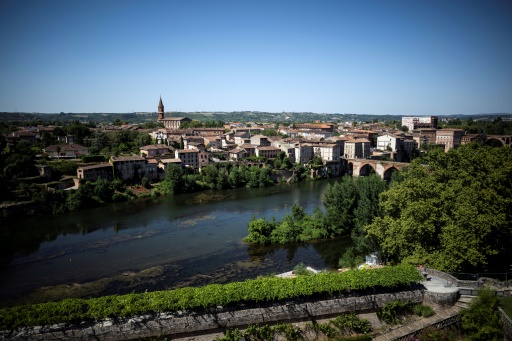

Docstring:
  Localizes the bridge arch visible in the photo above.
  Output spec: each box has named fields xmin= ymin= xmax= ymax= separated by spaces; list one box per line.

xmin=485 ymin=138 xmax=506 ymax=148
xmin=359 ymin=163 xmax=375 ymax=176
xmin=383 ymin=166 xmax=399 ymax=181
xmin=348 ymin=162 xmax=354 ymax=175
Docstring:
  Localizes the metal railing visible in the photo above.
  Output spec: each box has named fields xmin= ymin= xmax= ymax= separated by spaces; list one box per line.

xmin=393 ymin=314 xmax=462 ymax=341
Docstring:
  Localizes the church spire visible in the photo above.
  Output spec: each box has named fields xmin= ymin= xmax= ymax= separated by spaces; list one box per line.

xmin=157 ymin=96 xmax=165 ymax=121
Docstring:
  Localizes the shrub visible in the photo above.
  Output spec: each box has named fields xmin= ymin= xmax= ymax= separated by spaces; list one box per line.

xmin=377 ymin=300 xmax=412 ymax=324
xmin=331 ymin=313 xmax=372 ymax=334
xmin=413 ymin=304 xmax=434 ymax=318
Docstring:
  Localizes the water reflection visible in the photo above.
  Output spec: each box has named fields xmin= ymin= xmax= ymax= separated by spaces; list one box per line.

xmin=0 ymin=179 xmax=345 ymax=305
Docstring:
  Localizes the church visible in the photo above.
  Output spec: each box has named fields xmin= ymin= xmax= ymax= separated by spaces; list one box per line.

xmin=157 ymin=96 xmax=191 ymax=129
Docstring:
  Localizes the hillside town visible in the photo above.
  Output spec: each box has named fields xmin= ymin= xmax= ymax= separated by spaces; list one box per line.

xmin=2 ymin=98 xmax=512 ymax=199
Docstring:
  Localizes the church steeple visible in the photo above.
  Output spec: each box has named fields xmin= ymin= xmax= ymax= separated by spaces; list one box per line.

xmin=157 ymin=96 xmax=164 ymax=121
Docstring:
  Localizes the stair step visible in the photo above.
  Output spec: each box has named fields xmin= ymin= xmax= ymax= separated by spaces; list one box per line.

xmin=455 ymin=302 xmax=469 ymax=309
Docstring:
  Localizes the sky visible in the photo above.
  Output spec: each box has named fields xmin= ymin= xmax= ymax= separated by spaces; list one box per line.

xmin=1 ymin=0 xmax=511 ymax=115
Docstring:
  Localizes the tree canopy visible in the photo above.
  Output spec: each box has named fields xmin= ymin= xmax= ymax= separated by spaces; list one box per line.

xmin=365 ymin=144 xmax=512 ymax=272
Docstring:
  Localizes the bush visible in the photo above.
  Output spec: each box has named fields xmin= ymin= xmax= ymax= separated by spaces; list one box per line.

xmin=377 ymin=300 xmax=412 ymax=324
xmin=81 ymin=155 xmax=106 ymax=163
xmin=331 ymin=313 xmax=372 ymax=334
xmin=413 ymin=304 xmax=434 ymax=318
xmin=0 ymin=265 xmax=422 ymax=329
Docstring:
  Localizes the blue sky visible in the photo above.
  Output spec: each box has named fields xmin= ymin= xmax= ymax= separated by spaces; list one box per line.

xmin=1 ymin=0 xmax=511 ymax=115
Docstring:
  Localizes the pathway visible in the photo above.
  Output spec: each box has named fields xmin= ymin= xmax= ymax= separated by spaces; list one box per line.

xmin=373 ymin=275 xmax=469 ymax=341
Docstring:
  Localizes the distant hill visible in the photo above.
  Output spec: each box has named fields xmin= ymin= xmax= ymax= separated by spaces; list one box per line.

xmin=0 ymin=111 xmax=510 ymax=125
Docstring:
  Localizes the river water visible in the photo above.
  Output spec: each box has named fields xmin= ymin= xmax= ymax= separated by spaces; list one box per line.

xmin=0 ymin=179 xmax=352 ymax=306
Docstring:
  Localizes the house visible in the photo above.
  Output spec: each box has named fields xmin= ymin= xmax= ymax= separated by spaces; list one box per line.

xmin=295 ymin=143 xmax=314 ymax=164
xmin=377 ymin=134 xmax=402 ymax=152
xmin=234 ymin=132 xmax=251 ymax=146
xmin=44 ymin=144 xmax=89 ymax=159
xmin=250 ymin=135 xmax=271 ymax=146
xmin=344 ymin=139 xmax=370 ymax=159
xmin=158 ymin=158 xmax=182 ymax=171
xmin=313 ymin=143 xmax=340 ymax=162
xmin=145 ymin=158 xmax=159 ymax=180
xmin=139 ymin=144 xmax=173 ymax=157
xmin=255 ymin=146 xmax=280 ymax=159
xmin=299 ymin=130 xmax=334 ymax=139
xmin=175 ymin=149 xmax=199 ymax=168
xmin=203 ymin=135 xmax=222 ymax=149
xmin=77 ymin=163 xmax=113 ymax=181
xmin=229 ymin=148 xmax=247 ymax=160
xmin=110 ymin=156 xmax=146 ymax=181
xmin=239 ymin=144 xmax=256 ymax=157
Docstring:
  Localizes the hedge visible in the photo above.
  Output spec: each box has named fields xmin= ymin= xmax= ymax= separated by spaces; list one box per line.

xmin=0 ymin=265 xmax=422 ymax=330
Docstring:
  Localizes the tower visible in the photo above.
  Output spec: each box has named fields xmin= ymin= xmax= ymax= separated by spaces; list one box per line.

xmin=157 ymin=96 xmax=164 ymax=121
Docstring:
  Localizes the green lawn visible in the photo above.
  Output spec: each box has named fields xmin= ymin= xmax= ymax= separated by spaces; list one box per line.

xmin=499 ymin=297 xmax=512 ymax=318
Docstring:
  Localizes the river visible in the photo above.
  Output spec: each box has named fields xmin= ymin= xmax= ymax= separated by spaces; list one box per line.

xmin=0 ymin=179 xmax=352 ymax=306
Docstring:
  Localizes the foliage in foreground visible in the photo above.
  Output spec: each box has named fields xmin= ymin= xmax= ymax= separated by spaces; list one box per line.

xmin=0 ymin=265 xmax=421 ymax=330
xmin=215 ymin=312 xmax=372 ymax=341
xmin=377 ymin=301 xmax=434 ymax=325
xmin=365 ymin=144 xmax=512 ymax=272
xmin=461 ymin=287 xmax=504 ymax=341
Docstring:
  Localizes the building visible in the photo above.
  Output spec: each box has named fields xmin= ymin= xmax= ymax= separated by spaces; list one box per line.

xmin=436 ymin=129 xmax=464 ymax=152
xmin=110 ymin=155 xmax=146 ymax=181
xmin=313 ymin=143 xmax=340 ymax=162
xmin=255 ymin=146 xmax=281 ymax=159
xmin=175 ymin=149 xmax=199 ymax=168
xmin=250 ymin=135 xmax=271 ymax=146
xmin=295 ymin=143 xmax=314 ymax=164
xmin=401 ymin=116 xmax=438 ymax=132
xmin=229 ymin=148 xmax=247 ymax=160
xmin=77 ymin=163 xmax=113 ymax=181
xmin=139 ymin=144 xmax=173 ymax=157
xmin=412 ymin=128 xmax=437 ymax=149
xmin=377 ymin=134 xmax=402 ymax=152
xmin=156 ymin=96 xmax=192 ymax=129
xmin=43 ymin=144 xmax=89 ymax=159
xmin=461 ymin=134 xmax=486 ymax=145
xmin=344 ymin=138 xmax=370 ymax=159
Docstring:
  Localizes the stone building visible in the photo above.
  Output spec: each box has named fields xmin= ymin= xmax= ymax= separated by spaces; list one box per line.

xmin=77 ymin=163 xmax=113 ymax=181
xmin=110 ymin=156 xmax=146 ymax=181
xmin=156 ymin=97 xmax=192 ymax=129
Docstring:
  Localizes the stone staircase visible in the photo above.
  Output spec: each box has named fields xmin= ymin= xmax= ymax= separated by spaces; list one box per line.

xmin=372 ymin=295 xmax=474 ymax=341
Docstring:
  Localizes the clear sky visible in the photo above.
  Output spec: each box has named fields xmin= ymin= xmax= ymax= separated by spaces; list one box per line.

xmin=1 ymin=0 xmax=511 ymax=115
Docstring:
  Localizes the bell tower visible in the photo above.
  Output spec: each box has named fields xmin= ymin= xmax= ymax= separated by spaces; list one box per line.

xmin=157 ymin=96 xmax=164 ymax=121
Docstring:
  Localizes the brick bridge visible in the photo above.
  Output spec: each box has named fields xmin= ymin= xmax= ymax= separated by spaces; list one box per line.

xmin=347 ymin=159 xmax=409 ymax=180
xmin=485 ymin=135 xmax=512 ymax=147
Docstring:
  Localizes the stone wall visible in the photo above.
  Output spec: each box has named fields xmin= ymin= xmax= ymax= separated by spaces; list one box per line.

xmin=422 ymin=290 xmax=459 ymax=309
xmin=3 ymin=290 xmax=424 ymax=341
xmin=425 ymin=267 xmax=512 ymax=290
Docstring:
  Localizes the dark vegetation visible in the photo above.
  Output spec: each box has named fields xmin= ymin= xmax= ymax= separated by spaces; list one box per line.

xmin=0 ymin=265 xmax=422 ymax=330
xmin=365 ymin=143 xmax=512 ymax=272
xmin=244 ymin=174 xmax=390 ymax=268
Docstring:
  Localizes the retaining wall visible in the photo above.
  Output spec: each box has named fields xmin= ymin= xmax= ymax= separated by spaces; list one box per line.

xmin=2 ymin=290 xmax=424 ymax=341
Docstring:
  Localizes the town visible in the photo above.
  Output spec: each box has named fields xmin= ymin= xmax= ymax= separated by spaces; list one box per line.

xmin=2 ymin=98 xmax=511 ymax=213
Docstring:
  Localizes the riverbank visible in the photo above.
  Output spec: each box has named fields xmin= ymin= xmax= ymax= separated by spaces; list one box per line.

xmin=0 ymin=179 xmax=348 ymax=307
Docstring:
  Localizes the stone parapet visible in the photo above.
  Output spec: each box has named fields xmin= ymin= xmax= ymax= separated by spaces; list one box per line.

xmin=2 ymin=290 xmax=423 ymax=341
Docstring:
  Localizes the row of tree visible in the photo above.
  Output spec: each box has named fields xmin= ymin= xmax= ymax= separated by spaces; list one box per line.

xmin=244 ymin=175 xmax=390 ymax=251
xmin=244 ymin=143 xmax=512 ymax=273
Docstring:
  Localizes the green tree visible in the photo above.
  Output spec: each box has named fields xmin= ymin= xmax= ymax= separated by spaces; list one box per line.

xmin=461 ymin=288 xmax=503 ymax=341
xmin=323 ymin=175 xmax=358 ymax=235
xmin=161 ymin=163 xmax=184 ymax=195
xmin=365 ymin=144 xmax=512 ymax=271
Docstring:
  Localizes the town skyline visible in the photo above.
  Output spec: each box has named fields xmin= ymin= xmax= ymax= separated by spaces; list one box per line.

xmin=1 ymin=0 xmax=511 ymax=115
